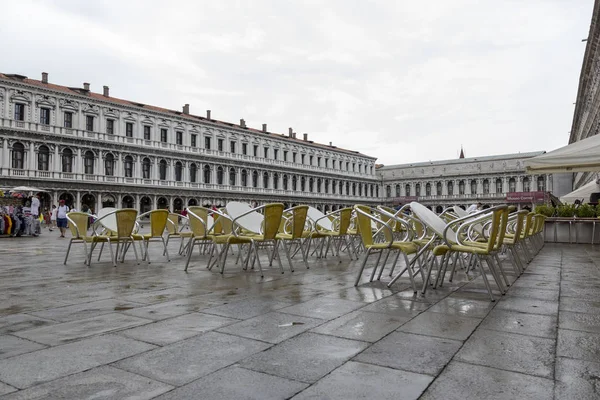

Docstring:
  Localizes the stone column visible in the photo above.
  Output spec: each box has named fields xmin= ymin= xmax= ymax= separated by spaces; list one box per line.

xmin=28 ymin=143 xmax=35 ymax=171
xmin=135 ymin=194 xmax=140 ymax=211
xmin=97 ymin=193 xmax=103 ymax=211
xmin=53 ymin=145 xmax=59 ymax=173
xmin=76 ymin=191 xmax=81 ymax=210
xmin=517 ymin=176 xmax=524 ymax=192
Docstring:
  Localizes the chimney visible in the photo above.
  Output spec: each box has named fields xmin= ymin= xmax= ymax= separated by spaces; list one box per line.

xmin=303 ymin=133 xmax=308 ymax=141
xmin=83 ymin=82 xmax=90 ymax=91
xmin=183 ymin=104 xmax=189 ymax=114
xmin=262 ymin=123 xmax=267 ymax=132
xmin=292 ymin=132 xmax=297 ymax=139
xmin=240 ymin=119 xmax=246 ymax=128
xmin=206 ymin=110 xmax=211 ymax=119
xmin=41 ymin=72 xmax=48 ymax=84
xmin=329 ymin=141 xmax=332 ymax=146
xmin=288 ymin=127 xmax=293 ymax=137
xmin=103 ymin=86 xmax=109 ymax=97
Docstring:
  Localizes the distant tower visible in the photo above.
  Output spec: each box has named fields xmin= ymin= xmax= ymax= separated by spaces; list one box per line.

xmin=459 ymin=146 xmax=465 ymax=159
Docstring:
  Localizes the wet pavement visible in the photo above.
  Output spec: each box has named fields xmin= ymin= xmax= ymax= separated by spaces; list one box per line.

xmin=0 ymin=231 xmax=599 ymax=399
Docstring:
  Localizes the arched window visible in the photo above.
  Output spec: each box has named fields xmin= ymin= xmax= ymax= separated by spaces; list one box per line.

xmin=62 ymin=148 xmax=73 ymax=173
xmin=217 ymin=166 xmax=224 ymax=184
xmin=309 ymin=178 xmax=314 ymax=192
xmin=124 ymin=156 xmax=133 ymax=178
xmin=283 ymin=174 xmax=288 ymax=190
xmin=352 ymin=183 xmax=356 ymax=196
xmin=324 ymin=179 xmax=329 ymax=193
xmin=142 ymin=158 xmax=151 ymax=179
xmin=395 ymin=184 xmax=400 ymax=197
xmin=436 ymin=182 xmax=442 ymax=196
xmin=415 ymin=183 xmax=421 ymax=197
xmin=175 ymin=162 xmax=183 ymax=182
xmin=496 ymin=178 xmax=503 ymax=194
xmin=301 ymin=177 xmax=306 ymax=191
xmin=447 ymin=181 xmax=453 ymax=195
xmin=386 ymin=185 xmax=391 ymax=197
xmin=84 ymin=151 xmax=94 ymax=175
xmin=159 ymin=159 xmax=167 ymax=180
xmin=37 ymin=145 xmax=50 ymax=171
xmin=273 ymin=173 xmax=279 ymax=189
xmin=316 ymin=178 xmax=321 ymax=193
xmin=104 ymin=153 xmax=114 ymax=176
xmin=483 ymin=179 xmax=490 ymax=194
xmin=537 ymin=176 xmax=545 ymax=191
xmin=204 ymin=165 xmax=211 ymax=183
xmin=189 ymin=163 xmax=197 ymax=183
xmin=11 ymin=142 xmax=25 ymax=169
xmin=376 ymin=186 xmax=379 ymax=198
xmin=369 ymin=184 xmax=373 ymax=197
xmin=263 ymin=172 xmax=269 ymax=188
xmin=332 ymin=180 xmax=336 ymax=194
xmin=470 ymin=180 xmax=477 ymax=194
xmin=292 ymin=176 xmax=297 ymax=191
xmin=241 ymin=169 xmax=248 ymax=187
xmin=523 ymin=177 xmax=530 ymax=192
xmin=405 ymin=184 xmax=410 ymax=196
xmin=458 ymin=180 xmax=465 ymax=195
xmin=346 ymin=182 xmax=350 ymax=195
xmin=229 ymin=167 xmax=236 ymax=186
xmin=426 ymin=183 xmax=431 ymax=196
xmin=252 ymin=170 xmax=258 ymax=187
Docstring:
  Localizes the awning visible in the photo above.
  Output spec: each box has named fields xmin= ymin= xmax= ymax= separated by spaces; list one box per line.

xmin=559 ymin=180 xmax=600 ymax=203
xmin=11 ymin=186 xmax=47 ymax=193
xmin=525 ymin=134 xmax=600 ymax=173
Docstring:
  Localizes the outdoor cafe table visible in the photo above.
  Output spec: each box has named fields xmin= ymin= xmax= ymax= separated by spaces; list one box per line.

xmin=225 ymin=202 xmax=263 ymax=234
xmin=96 ymin=207 xmax=117 ymax=232
xmin=306 ymin=206 xmax=333 ymax=231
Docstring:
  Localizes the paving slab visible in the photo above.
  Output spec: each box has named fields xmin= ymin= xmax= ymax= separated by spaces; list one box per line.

xmin=13 ymin=313 xmax=152 ymax=346
xmin=480 ymin=308 xmax=558 ymax=338
xmin=278 ymin=297 xmax=366 ymax=320
xmin=0 ymin=335 xmax=46 ymax=360
xmin=559 ymin=311 xmax=600 ymax=334
xmin=555 ymin=356 xmax=600 ymax=400
xmin=0 ymin=382 xmax=17 ymax=396
xmin=217 ymin=311 xmax=322 ymax=344
xmin=427 ymin=296 xmax=495 ymax=318
xmin=120 ymin=297 xmax=220 ymax=320
xmin=557 ymin=329 xmax=600 ymax=362
xmin=559 ymin=297 xmax=600 ymax=314
xmin=495 ymin=296 xmax=559 ymax=316
xmin=0 ymin=334 xmax=156 ymax=389
xmin=398 ymin=311 xmax=482 ymax=341
xmin=29 ymin=299 xmax=144 ymax=322
xmin=361 ymin=297 xmax=430 ymax=317
xmin=241 ymin=332 xmax=368 ymax=383
xmin=119 ymin=312 xmax=239 ymax=345
xmin=203 ymin=298 xmax=293 ymax=320
xmin=323 ymin=286 xmax=394 ymax=303
xmin=0 ymin=365 xmax=173 ymax=400
xmin=354 ymin=331 xmax=462 ymax=376
xmin=311 ymin=310 xmax=409 ymax=342
xmin=0 ymin=314 xmax=56 ymax=335
xmin=292 ymin=361 xmax=432 ymax=400
xmin=154 ymin=366 xmax=307 ymax=400
xmin=455 ymin=329 xmax=555 ymax=379
xmin=505 ymin=286 xmax=559 ymax=301
xmin=420 ymin=361 xmax=554 ymax=400
xmin=115 ymin=331 xmax=270 ymax=386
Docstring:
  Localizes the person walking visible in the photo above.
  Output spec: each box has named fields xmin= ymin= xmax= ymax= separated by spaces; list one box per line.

xmin=30 ymin=194 xmax=41 ymax=236
xmin=50 ymin=205 xmax=57 ymax=231
xmin=56 ymin=199 xmax=70 ymax=238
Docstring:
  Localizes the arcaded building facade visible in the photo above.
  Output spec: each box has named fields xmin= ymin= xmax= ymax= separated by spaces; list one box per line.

xmin=0 ymin=72 xmax=380 ymax=213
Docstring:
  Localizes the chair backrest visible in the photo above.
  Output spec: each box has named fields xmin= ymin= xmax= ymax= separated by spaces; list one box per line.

xmin=147 ymin=210 xmax=169 ymax=237
xmin=67 ymin=212 xmax=89 ymax=238
xmin=167 ymin=213 xmax=180 ymax=234
xmin=115 ymin=209 xmax=138 ymax=238
xmin=283 ymin=206 xmax=309 ymax=239
xmin=262 ymin=203 xmax=284 ymax=240
xmin=336 ymin=208 xmax=353 ymax=235
xmin=187 ymin=206 xmax=210 ymax=238
xmin=354 ymin=205 xmax=376 ymax=246
xmin=483 ymin=206 xmax=509 ymax=253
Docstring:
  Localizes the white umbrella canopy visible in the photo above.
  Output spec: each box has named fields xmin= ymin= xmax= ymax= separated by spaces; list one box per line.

xmin=11 ymin=186 xmax=47 ymax=193
xmin=559 ymin=180 xmax=600 ymax=203
xmin=525 ymin=134 xmax=600 ymax=173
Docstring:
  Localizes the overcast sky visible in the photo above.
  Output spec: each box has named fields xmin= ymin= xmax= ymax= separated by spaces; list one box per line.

xmin=0 ymin=0 xmax=593 ymax=164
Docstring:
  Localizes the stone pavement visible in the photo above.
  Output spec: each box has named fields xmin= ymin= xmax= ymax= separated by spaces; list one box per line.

xmin=0 ymin=231 xmax=599 ymax=399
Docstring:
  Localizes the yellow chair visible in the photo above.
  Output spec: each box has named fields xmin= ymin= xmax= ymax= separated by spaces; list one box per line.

xmin=132 ymin=210 xmax=170 ymax=263
xmin=165 ymin=213 xmax=194 ymax=255
xmin=276 ymin=205 xmax=310 ymax=271
xmin=184 ymin=206 xmax=214 ymax=271
xmin=353 ymin=205 xmax=419 ymax=290
xmin=64 ymin=212 xmax=112 ymax=266
xmin=94 ymin=209 xmax=140 ymax=266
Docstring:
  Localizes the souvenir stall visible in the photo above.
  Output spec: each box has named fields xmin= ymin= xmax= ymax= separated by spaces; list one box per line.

xmin=0 ymin=187 xmax=45 ymax=237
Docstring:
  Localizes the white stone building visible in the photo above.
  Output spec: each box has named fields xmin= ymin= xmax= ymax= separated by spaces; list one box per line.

xmin=378 ymin=152 xmax=560 ymax=212
xmin=0 ymin=72 xmax=380 ymax=213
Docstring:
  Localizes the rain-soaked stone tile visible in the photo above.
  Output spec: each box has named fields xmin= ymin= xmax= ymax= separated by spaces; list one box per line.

xmin=323 ymin=286 xmax=394 ymax=303
xmin=559 ymin=311 xmax=600 ymax=334
xmin=427 ymin=297 xmax=495 ymax=318
xmin=398 ymin=311 xmax=481 ymax=341
xmin=361 ymin=296 xmax=430 ymax=317
xmin=29 ymin=299 xmax=144 ymax=322
xmin=118 ymin=287 xmax=212 ymax=304
xmin=115 ymin=331 xmax=270 ymax=386
xmin=394 ymin=288 xmax=450 ymax=303
xmin=505 ymin=286 xmax=559 ymax=301
xmin=0 ymin=334 xmax=155 ymax=389
xmin=495 ymin=297 xmax=559 ymax=316
xmin=0 ymin=335 xmax=46 ymax=360
xmin=119 ymin=312 xmax=238 ymax=345
xmin=0 ymin=382 xmax=16 ymax=396
xmin=455 ymin=329 xmax=555 ymax=379
xmin=560 ymin=297 xmax=600 ymax=314
xmin=557 ymin=329 xmax=600 ymax=362
xmin=120 ymin=298 xmax=219 ymax=321
xmin=511 ymin=278 xmax=560 ymax=290
xmin=217 ymin=312 xmax=322 ymax=344
xmin=14 ymin=313 xmax=152 ymax=346
xmin=354 ymin=331 xmax=462 ymax=376
xmin=311 ymin=310 xmax=409 ymax=342
xmin=202 ymin=298 xmax=293 ymax=320
xmin=555 ymin=357 xmax=600 ymax=400
xmin=480 ymin=309 xmax=557 ymax=338
xmin=154 ymin=366 xmax=307 ymax=400
xmin=292 ymin=361 xmax=432 ymax=400
xmin=278 ymin=297 xmax=366 ymax=320
xmin=241 ymin=332 xmax=368 ymax=383
xmin=420 ymin=361 xmax=554 ymax=400
xmin=0 ymin=314 xmax=56 ymax=335
xmin=0 ymin=365 xmax=173 ymax=400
